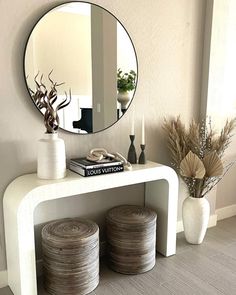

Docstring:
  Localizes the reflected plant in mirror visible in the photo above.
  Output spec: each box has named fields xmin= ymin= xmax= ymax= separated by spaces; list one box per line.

xmin=24 ymin=1 xmax=138 ymax=134
xmin=29 ymin=71 xmax=71 ymax=133
xmin=117 ymin=69 xmax=136 ymax=114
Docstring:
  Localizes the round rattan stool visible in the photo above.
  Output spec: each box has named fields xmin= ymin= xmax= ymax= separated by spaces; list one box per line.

xmin=106 ymin=205 xmax=157 ymax=274
xmin=42 ymin=218 xmax=99 ymax=295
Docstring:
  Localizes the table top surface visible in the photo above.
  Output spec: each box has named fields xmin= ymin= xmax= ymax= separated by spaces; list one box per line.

xmin=3 ymin=161 xmax=178 ymax=210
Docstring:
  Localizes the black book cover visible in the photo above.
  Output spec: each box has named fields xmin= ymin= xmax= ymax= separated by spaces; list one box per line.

xmin=70 ymin=163 xmax=124 ymax=177
xmin=70 ymin=157 xmax=122 ymax=169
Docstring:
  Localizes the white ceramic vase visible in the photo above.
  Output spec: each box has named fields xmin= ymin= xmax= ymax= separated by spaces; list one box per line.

xmin=37 ymin=133 xmax=66 ymax=180
xmin=117 ymin=91 xmax=130 ymax=110
xmin=182 ymin=196 xmax=210 ymax=244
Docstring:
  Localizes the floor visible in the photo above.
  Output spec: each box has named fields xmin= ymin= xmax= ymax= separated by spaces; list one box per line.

xmin=1 ymin=216 xmax=236 ymax=295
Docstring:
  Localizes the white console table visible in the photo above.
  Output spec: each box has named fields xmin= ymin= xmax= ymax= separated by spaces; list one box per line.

xmin=3 ymin=161 xmax=178 ymax=295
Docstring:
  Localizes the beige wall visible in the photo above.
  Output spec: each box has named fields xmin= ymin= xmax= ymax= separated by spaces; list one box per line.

xmin=0 ymin=0 xmax=206 ymax=272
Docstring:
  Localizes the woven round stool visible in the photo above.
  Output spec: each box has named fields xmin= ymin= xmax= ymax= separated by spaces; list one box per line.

xmin=42 ymin=218 xmax=99 ymax=295
xmin=106 ymin=205 xmax=157 ymax=274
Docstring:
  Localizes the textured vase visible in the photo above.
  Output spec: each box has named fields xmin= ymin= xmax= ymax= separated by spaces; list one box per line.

xmin=37 ymin=133 xmax=66 ymax=180
xmin=182 ymin=196 xmax=210 ymax=244
xmin=117 ymin=91 xmax=130 ymax=110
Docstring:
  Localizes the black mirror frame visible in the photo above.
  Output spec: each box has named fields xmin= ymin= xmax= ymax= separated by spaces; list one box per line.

xmin=23 ymin=1 xmax=139 ymax=135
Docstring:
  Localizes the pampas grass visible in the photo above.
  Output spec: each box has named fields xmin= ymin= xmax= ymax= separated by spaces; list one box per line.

xmin=163 ymin=117 xmax=236 ymax=198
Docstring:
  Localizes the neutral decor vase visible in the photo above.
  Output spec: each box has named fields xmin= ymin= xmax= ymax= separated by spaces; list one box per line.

xmin=37 ymin=133 xmax=66 ymax=180
xmin=182 ymin=196 xmax=210 ymax=244
xmin=117 ymin=91 xmax=130 ymax=113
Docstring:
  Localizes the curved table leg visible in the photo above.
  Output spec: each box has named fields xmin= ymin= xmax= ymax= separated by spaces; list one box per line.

xmin=145 ymin=176 xmax=178 ymax=257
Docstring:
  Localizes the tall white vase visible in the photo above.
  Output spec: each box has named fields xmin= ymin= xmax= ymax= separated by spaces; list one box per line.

xmin=37 ymin=133 xmax=66 ymax=180
xmin=182 ymin=196 xmax=210 ymax=244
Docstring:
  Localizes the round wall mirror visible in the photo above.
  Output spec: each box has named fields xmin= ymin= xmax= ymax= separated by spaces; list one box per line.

xmin=24 ymin=1 xmax=138 ymax=134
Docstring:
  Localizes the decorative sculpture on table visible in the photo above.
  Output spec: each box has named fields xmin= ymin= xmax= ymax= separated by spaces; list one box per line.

xmin=29 ymin=71 xmax=71 ymax=179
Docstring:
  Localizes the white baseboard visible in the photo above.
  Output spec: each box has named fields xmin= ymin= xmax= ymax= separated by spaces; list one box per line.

xmin=0 ymin=270 xmax=8 ymax=288
xmin=176 ymin=204 xmax=236 ymax=233
xmin=216 ymin=204 xmax=236 ymax=221
xmin=176 ymin=214 xmax=217 ymax=233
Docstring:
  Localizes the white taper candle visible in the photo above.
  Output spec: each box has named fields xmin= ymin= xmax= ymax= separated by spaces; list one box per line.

xmin=141 ymin=115 xmax=145 ymax=144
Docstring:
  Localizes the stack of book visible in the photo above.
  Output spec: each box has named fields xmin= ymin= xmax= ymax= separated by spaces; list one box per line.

xmin=69 ymin=157 xmax=124 ymax=177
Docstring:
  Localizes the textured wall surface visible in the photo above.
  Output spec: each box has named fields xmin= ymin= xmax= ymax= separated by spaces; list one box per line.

xmin=0 ymin=0 xmax=206 ymax=271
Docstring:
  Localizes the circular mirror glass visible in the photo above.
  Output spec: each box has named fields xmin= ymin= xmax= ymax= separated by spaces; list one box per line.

xmin=24 ymin=1 xmax=138 ymax=134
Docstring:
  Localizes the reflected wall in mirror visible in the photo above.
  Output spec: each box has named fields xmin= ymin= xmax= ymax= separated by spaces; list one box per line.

xmin=24 ymin=1 xmax=138 ymax=134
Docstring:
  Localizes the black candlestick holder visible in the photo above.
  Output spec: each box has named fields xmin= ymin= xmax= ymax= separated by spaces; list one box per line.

xmin=127 ymin=135 xmax=137 ymax=164
xmin=138 ymin=144 xmax=146 ymax=164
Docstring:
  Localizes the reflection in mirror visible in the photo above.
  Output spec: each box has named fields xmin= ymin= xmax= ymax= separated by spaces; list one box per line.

xmin=24 ymin=2 xmax=138 ymax=134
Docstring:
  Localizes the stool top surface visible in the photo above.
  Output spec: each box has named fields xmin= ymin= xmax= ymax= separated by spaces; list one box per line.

xmin=42 ymin=218 xmax=98 ymax=246
xmin=106 ymin=205 xmax=157 ymax=225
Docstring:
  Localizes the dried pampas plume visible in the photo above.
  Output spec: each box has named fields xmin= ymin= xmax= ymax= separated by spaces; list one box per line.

xmin=163 ymin=116 xmax=236 ymax=198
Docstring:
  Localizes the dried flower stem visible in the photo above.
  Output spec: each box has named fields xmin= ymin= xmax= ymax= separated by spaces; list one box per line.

xmin=29 ymin=71 xmax=71 ymax=133
xmin=163 ymin=116 xmax=236 ymax=198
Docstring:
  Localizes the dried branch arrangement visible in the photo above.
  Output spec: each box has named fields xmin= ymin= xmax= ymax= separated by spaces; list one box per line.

xmin=29 ymin=71 xmax=71 ymax=133
xmin=163 ymin=116 xmax=236 ymax=198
